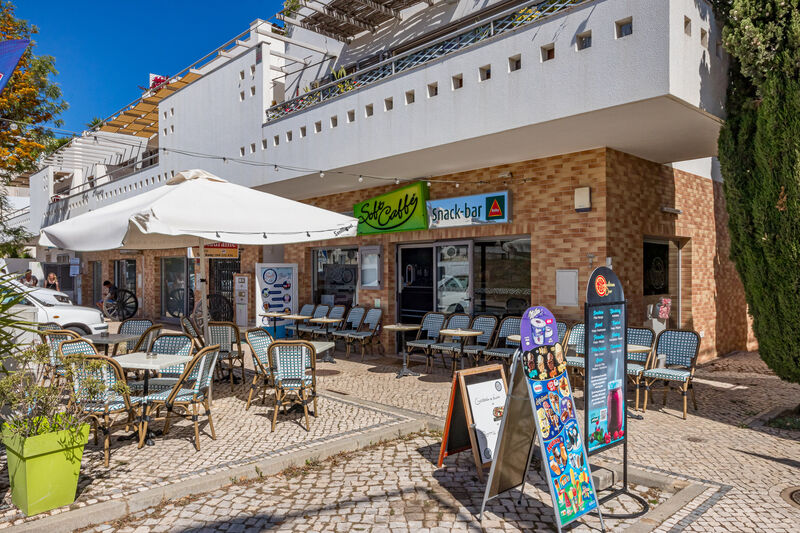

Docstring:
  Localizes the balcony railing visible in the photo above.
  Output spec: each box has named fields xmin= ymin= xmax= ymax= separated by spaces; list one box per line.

xmin=266 ymin=0 xmax=585 ymax=122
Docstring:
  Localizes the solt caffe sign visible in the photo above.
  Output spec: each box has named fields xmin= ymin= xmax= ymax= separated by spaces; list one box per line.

xmin=354 ymin=182 xmax=429 ymax=235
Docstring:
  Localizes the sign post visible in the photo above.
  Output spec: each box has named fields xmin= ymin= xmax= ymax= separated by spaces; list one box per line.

xmin=481 ymin=306 xmax=603 ymax=532
xmin=584 ymin=267 xmax=648 ymax=517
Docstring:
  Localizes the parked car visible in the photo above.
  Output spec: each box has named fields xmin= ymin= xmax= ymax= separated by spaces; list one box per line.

xmin=4 ymin=280 xmax=108 ymax=336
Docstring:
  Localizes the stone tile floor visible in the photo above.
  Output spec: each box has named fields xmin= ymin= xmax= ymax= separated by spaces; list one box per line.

xmin=3 ymin=335 xmax=800 ymax=532
xmin=79 ymin=433 xmax=670 ymax=533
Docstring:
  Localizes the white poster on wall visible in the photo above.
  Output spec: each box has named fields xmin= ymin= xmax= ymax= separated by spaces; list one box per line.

xmin=255 ymin=263 xmax=297 ymax=338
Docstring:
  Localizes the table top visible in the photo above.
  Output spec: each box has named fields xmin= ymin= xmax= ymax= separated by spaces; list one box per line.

xmin=261 ymin=311 xmax=290 ymax=318
xmin=85 ymin=333 xmax=139 ymax=345
xmin=440 ymin=328 xmax=482 ymax=337
xmin=309 ymin=341 xmax=334 ymax=354
xmin=114 ymin=352 xmax=191 ymax=371
xmin=310 ymin=317 xmax=343 ymax=324
xmin=282 ymin=314 xmax=312 ymax=321
xmin=383 ymin=324 xmax=422 ymax=332
xmin=507 ymin=334 xmax=521 ymax=343
xmin=628 ymin=344 xmax=652 ymax=353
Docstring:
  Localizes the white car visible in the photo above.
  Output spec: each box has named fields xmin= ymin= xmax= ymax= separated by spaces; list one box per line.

xmin=5 ymin=280 xmax=108 ymax=336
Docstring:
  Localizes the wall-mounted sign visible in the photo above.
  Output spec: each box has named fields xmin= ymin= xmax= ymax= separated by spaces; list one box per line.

xmin=190 ymin=243 xmax=239 ymax=258
xmin=354 ymin=182 xmax=429 ymax=235
xmin=427 ymin=191 xmax=510 ymax=228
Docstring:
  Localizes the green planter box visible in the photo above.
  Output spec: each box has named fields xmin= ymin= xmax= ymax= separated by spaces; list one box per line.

xmin=2 ymin=424 xmax=90 ymax=516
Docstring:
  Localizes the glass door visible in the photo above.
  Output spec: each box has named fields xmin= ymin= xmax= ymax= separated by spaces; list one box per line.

xmin=114 ymin=259 xmax=137 ymax=293
xmin=435 ymin=242 xmax=472 ymax=315
xmin=397 ymin=245 xmax=434 ymax=324
xmin=161 ymin=257 xmax=195 ymax=319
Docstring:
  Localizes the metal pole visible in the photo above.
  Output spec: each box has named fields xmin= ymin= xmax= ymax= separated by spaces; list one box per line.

xmin=199 ymin=238 xmax=210 ymax=343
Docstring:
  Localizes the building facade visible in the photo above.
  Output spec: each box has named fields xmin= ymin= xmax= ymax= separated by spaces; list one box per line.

xmin=5 ymin=0 xmax=754 ymax=361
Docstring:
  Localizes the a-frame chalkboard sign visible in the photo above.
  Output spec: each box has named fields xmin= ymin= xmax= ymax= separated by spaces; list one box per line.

xmin=438 ymin=364 xmax=507 ymax=481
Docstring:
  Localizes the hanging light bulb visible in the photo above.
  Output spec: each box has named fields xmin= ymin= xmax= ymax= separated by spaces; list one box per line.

xmin=215 ymin=232 xmax=220 ymax=238
xmin=306 ymin=231 xmax=311 ymax=237
xmin=427 ymin=181 xmax=432 ymax=187
xmin=358 ymin=175 xmax=364 ymax=183
xmin=455 ymin=183 xmax=460 ymax=188
xmin=319 ymin=171 xmax=325 ymax=178
xmin=262 ymin=232 xmax=267 ymax=239
xmin=273 ymin=164 xmax=278 ymax=171
xmin=394 ymin=178 xmax=400 ymax=185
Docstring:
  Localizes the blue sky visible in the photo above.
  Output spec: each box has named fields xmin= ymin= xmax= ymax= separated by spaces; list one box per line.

xmin=16 ymin=0 xmax=282 ymax=134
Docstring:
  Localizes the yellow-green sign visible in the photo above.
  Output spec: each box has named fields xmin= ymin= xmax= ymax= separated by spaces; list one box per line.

xmin=354 ymin=182 xmax=429 ymax=234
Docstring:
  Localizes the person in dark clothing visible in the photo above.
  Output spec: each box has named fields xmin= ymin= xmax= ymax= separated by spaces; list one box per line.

xmin=97 ymin=280 xmax=118 ymax=309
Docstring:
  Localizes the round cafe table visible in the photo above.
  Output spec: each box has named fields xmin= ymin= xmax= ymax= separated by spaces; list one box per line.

xmin=507 ymin=334 xmax=521 ymax=344
xmin=384 ymin=324 xmax=421 ymax=378
xmin=439 ymin=328 xmax=482 ymax=373
xmin=260 ymin=310 xmax=289 ymax=338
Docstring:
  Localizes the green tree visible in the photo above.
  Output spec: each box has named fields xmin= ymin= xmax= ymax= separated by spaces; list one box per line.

xmin=0 ymin=1 xmax=68 ymax=250
xmin=718 ymin=0 xmax=800 ymax=385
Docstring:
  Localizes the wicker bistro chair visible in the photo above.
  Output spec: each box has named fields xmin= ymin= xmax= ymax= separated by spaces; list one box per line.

xmin=118 ymin=318 xmax=154 ymax=352
xmin=343 ymin=308 xmax=383 ymax=360
xmin=130 ymin=324 xmax=164 ymax=353
xmin=642 ymin=329 xmax=701 ymax=419
xmin=244 ymin=328 xmax=275 ymax=410
xmin=461 ymin=315 xmax=499 ymax=366
xmin=564 ymin=323 xmax=586 ymax=370
xmin=138 ymin=345 xmax=221 ymax=450
xmin=297 ymin=305 xmax=330 ymax=338
xmin=625 ymin=327 xmax=656 ymax=411
xmin=429 ymin=313 xmax=471 ymax=372
xmin=405 ymin=312 xmax=446 ymax=367
xmin=330 ymin=306 xmax=366 ymax=351
xmin=556 ymin=321 xmax=568 ymax=343
xmin=180 ymin=316 xmax=205 ymax=348
xmin=483 ymin=316 xmax=522 ymax=365
xmin=39 ymin=329 xmax=81 ymax=381
xmin=268 ymin=341 xmax=318 ymax=431
xmin=37 ymin=321 xmax=62 ymax=332
xmin=60 ymin=339 xmax=140 ymax=467
xmin=285 ymin=304 xmax=315 ymax=338
xmin=311 ymin=304 xmax=346 ymax=339
xmin=208 ymin=321 xmax=245 ymax=385
xmin=128 ymin=334 xmax=194 ymax=392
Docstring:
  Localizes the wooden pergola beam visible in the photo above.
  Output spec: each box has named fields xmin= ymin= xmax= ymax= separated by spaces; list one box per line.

xmin=351 ymin=0 xmax=401 ymax=20
xmin=304 ymin=0 xmax=376 ymax=33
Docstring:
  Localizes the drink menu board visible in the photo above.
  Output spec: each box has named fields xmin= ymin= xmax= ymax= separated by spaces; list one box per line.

xmin=521 ymin=306 xmax=600 ymax=529
xmin=584 ymin=267 xmax=627 ymax=454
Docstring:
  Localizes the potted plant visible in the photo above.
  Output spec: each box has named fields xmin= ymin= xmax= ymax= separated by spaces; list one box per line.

xmin=0 ymin=276 xmax=118 ymax=516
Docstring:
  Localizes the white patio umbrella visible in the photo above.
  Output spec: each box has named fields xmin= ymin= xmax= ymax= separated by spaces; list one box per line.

xmin=39 ymin=169 xmax=357 ymax=338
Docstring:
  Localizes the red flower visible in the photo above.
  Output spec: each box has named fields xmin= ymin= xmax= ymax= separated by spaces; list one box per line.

xmin=604 ymin=434 xmax=611 ymax=444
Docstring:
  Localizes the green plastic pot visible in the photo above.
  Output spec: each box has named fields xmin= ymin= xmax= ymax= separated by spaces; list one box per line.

xmin=2 ymin=423 xmax=90 ymax=516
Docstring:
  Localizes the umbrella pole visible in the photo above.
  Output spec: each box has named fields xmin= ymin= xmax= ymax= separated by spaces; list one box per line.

xmin=199 ymin=238 xmax=210 ymax=342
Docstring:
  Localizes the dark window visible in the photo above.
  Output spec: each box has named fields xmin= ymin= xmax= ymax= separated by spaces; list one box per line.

xmin=643 ymin=242 xmax=669 ymax=295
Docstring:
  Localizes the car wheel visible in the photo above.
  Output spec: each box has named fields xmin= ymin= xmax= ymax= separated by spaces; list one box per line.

xmin=64 ymin=325 xmax=89 ymax=336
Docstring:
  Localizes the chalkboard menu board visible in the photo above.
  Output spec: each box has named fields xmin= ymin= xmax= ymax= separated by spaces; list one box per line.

xmin=584 ymin=267 xmax=627 ymax=455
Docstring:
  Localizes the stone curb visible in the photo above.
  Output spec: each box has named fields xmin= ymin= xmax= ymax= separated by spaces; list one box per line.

xmin=9 ymin=418 xmax=429 ymax=533
xmin=623 ymin=483 xmax=707 ymax=533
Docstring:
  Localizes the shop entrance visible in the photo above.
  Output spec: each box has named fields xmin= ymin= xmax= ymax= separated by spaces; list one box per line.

xmin=397 ymin=242 xmax=473 ymax=324
xmin=161 ymin=257 xmax=195 ymax=320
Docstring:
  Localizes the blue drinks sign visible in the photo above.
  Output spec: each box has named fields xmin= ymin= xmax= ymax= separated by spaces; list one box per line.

xmin=521 ymin=306 xmax=600 ymax=529
xmin=584 ymin=267 xmax=627 ymax=454
xmin=426 ymin=191 xmax=509 ymax=228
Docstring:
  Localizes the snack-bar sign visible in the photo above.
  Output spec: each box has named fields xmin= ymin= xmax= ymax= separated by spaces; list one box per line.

xmin=427 ymin=191 xmax=509 ymax=228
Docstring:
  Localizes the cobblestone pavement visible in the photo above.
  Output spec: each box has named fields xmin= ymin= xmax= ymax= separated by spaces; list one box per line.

xmin=81 ymin=433 xmax=670 ymax=533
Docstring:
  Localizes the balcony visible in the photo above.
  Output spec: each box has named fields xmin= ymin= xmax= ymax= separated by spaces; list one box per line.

xmin=267 ymin=0 xmax=584 ymax=122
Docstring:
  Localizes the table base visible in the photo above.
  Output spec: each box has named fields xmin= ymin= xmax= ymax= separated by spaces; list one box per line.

xmin=318 ymin=352 xmax=336 ymax=364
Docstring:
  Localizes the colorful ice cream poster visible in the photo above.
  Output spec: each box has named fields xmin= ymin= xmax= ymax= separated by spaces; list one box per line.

xmin=255 ymin=263 xmax=297 ymax=338
xmin=584 ymin=267 xmax=627 ymax=454
xmin=521 ymin=306 xmax=600 ymax=529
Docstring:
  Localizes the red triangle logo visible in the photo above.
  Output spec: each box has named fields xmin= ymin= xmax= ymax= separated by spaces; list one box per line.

xmin=488 ymin=199 xmax=502 ymax=217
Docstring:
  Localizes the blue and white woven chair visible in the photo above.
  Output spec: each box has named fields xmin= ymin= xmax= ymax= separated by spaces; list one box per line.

xmin=208 ymin=321 xmax=245 ymax=385
xmin=39 ymin=329 xmax=80 ymax=381
xmin=118 ymin=318 xmax=154 ymax=353
xmin=37 ymin=321 xmax=62 ymax=332
xmin=138 ymin=344 xmax=221 ymax=450
xmin=430 ymin=313 xmax=471 ymax=372
xmin=461 ymin=315 xmax=499 ymax=366
xmin=330 ymin=306 xmax=366 ymax=351
xmin=285 ymin=304 xmax=315 ymax=338
xmin=564 ymin=323 xmax=585 ymax=371
xmin=180 ymin=316 xmax=205 ymax=348
xmin=625 ymin=327 xmax=655 ymax=411
xmin=128 ymin=334 xmax=194 ymax=392
xmin=311 ymin=304 xmax=346 ymax=339
xmin=642 ymin=329 xmax=701 ymax=419
xmin=297 ymin=305 xmax=330 ymax=338
xmin=483 ymin=316 xmax=522 ymax=365
xmin=344 ymin=308 xmax=383 ymax=360
xmin=556 ymin=321 xmax=568 ymax=343
xmin=61 ymin=339 xmax=140 ymax=467
xmin=130 ymin=324 xmax=164 ymax=354
xmin=244 ymin=328 xmax=274 ymax=410
xmin=405 ymin=312 xmax=446 ymax=367
xmin=268 ymin=340 xmax=318 ymax=431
